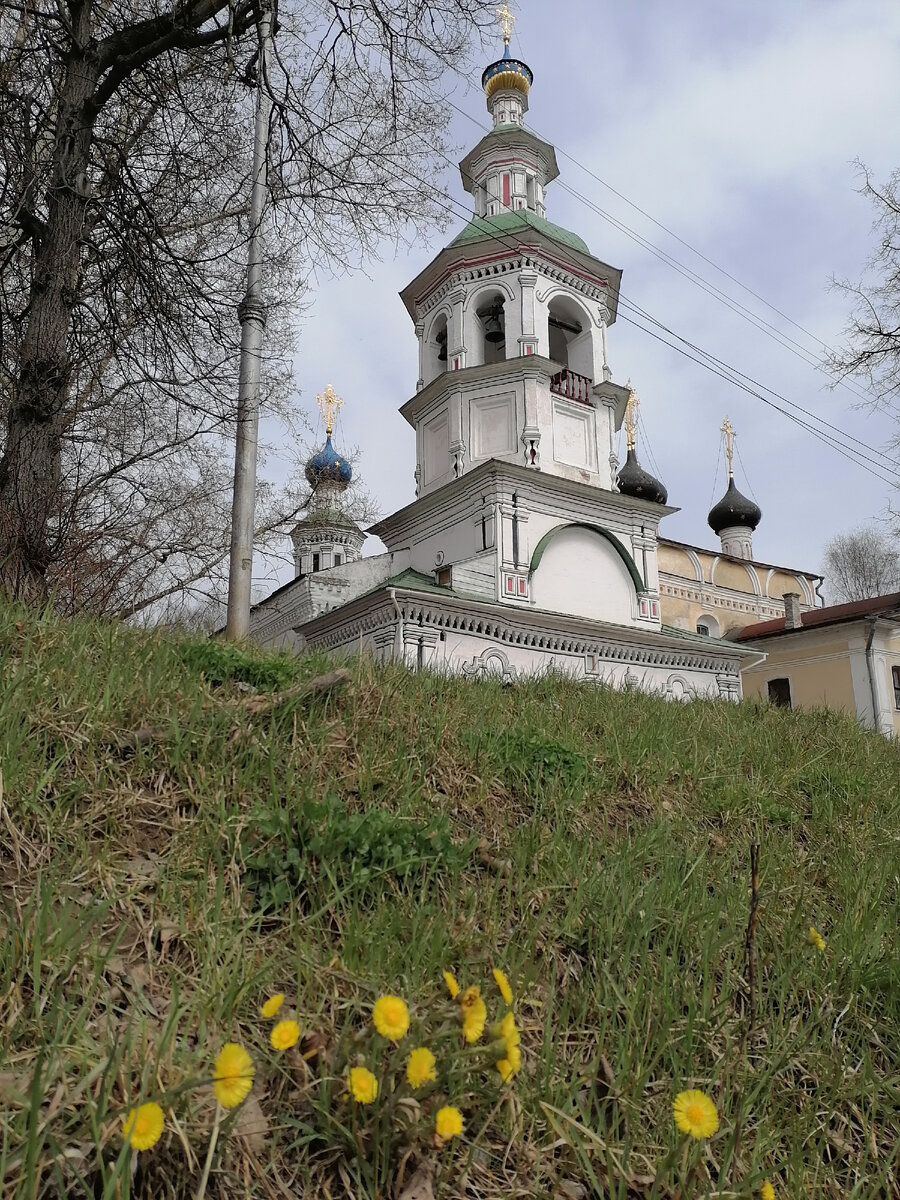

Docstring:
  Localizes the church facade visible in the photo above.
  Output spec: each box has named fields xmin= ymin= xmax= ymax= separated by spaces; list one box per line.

xmin=249 ymin=31 xmax=821 ymax=700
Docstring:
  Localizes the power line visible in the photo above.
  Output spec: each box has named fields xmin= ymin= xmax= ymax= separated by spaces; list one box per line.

xmin=441 ymin=74 xmax=878 ymax=408
xmin=289 ymin=29 xmax=898 ymax=488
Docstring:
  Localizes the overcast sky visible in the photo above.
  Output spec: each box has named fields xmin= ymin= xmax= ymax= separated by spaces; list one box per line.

xmin=259 ymin=0 xmax=900 ymax=597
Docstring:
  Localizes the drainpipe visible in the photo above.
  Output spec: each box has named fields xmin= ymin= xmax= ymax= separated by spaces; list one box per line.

xmin=814 ymin=576 xmax=826 ymax=607
xmin=389 ymin=588 xmax=404 ymax=663
xmin=865 ymin=617 xmax=881 ymax=732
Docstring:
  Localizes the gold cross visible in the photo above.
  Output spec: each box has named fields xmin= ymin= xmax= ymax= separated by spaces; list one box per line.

xmin=317 ymin=382 xmax=343 ymax=435
xmin=624 ymin=380 xmax=640 ymax=452
xmin=496 ymin=2 xmax=515 ymax=43
xmin=721 ymin=415 xmax=736 ymax=478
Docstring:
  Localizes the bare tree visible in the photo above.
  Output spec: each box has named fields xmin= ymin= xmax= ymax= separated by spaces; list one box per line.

xmin=823 ymin=525 xmax=900 ymax=603
xmin=0 ymin=0 xmax=492 ymax=608
xmin=830 ymin=162 xmax=900 ymax=431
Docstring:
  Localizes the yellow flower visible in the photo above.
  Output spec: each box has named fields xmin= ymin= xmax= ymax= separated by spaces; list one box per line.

xmin=808 ymin=926 xmax=826 ymax=952
xmin=122 ymin=1102 xmax=164 ymax=1151
xmin=760 ymin=1182 xmax=776 ymax=1200
xmin=435 ymin=1105 xmax=464 ymax=1140
xmin=212 ymin=1043 xmax=254 ymax=1109
xmin=500 ymin=1011 xmax=520 ymax=1051
xmin=349 ymin=1066 xmax=378 ymax=1104
xmin=260 ymin=993 xmax=284 ymax=1018
xmin=673 ymin=1089 xmax=719 ymax=1139
xmin=372 ymin=994 xmax=410 ymax=1041
xmin=460 ymin=985 xmax=487 ymax=1042
xmin=492 ymin=967 xmax=514 ymax=1006
xmin=270 ymin=1019 xmax=300 ymax=1051
xmin=406 ymin=1046 xmax=437 ymax=1089
xmin=443 ymin=970 xmax=461 ymax=999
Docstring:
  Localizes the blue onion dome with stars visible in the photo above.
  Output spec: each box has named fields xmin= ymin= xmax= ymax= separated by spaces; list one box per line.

xmin=482 ymin=3 xmax=532 ymax=99
xmin=707 ymin=416 xmax=761 ymax=533
xmin=305 ymin=383 xmax=353 ymax=489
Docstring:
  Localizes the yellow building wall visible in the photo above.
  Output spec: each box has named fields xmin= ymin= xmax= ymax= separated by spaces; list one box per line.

xmin=741 ymin=638 xmax=857 ymax=712
xmin=766 ymin=570 xmax=804 ymax=600
xmin=657 ymin=544 xmax=698 ymax=580
xmin=712 ymin=559 xmax=756 ymax=592
xmin=886 ymin=634 xmax=900 ymax=736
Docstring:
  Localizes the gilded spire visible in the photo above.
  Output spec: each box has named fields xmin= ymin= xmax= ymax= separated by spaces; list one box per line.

xmin=624 ymin=380 xmax=640 ymax=453
xmin=496 ymin=2 xmax=515 ymax=44
xmin=317 ymin=383 xmax=343 ymax=436
xmin=721 ymin=415 xmax=735 ymax=479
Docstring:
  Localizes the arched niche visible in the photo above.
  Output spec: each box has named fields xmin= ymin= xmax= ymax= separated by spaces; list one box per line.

xmin=473 ymin=289 xmax=507 ymax=366
xmin=423 ymin=310 xmax=449 ymax=384
xmin=547 ymin=293 xmax=594 ymax=380
xmin=529 ymin=523 xmax=644 ymax=623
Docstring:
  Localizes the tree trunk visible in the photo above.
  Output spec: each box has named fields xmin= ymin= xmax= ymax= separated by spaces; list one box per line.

xmin=0 ymin=8 xmax=100 ymax=603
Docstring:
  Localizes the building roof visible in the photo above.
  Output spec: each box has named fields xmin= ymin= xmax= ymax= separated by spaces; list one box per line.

xmin=448 ymin=209 xmax=590 ymax=255
xmin=735 ymin=591 xmax=900 ymax=641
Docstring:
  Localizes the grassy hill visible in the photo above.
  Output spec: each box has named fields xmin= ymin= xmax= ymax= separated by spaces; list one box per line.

xmin=1 ymin=601 xmax=898 ymax=1199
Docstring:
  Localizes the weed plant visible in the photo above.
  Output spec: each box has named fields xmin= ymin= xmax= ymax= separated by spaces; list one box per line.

xmin=0 ymin=601 xmax=898 ymax=1198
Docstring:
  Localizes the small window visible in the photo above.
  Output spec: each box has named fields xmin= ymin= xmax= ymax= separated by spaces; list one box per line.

xmin=334 ymin=552 xmax=342 ymax=566
xmin=312 ymin=552 xmax=320 ymax=572
xmin=893 ymin=665 xmax=900 ymax=710
xmin=768 ymin=678 xmax=792 ymax=709
xmin=696 ymin=622 xmax=710 ymax=636
xmin=436 ymin=567 xmax=451 ymax=588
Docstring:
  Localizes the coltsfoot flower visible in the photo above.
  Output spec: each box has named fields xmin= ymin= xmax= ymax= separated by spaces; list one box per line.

xmin=492 ymin=967 xmax=514 ymax=1006
xmin=122 ymin=1102 xmax=164 ymax=1150
xmin=435 ymin=1105 xmax=464 ymax=1140
xmin=270 ymin=1019 xmax=300 ymax=1050
xmin=213 ymin=1043 xmax=254 ymax=1109
xmin=460 ymin=985 xmax=487 ymax=1043
xmin=260 ymin=993 xmax=284 ymax=1018
xmin=808 ymin=925 xmax=826 ymax=951
xmin=760 ymin=1182 xmax=775 ymax=1200
xmin=673 ymin=1089 xmax=719 ymax=1139
xmin=372 ymin=994 xmax=410 ymax=1041
xmin=406 ymin=1046 xmax=437 ymax=1089
xmin=349 ymin=1066 xmax=378 ymax=1103
xmin=443 ymin=970 xmax=460 ymax=998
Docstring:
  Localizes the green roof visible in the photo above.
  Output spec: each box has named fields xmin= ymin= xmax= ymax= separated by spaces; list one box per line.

xmin=448 ymin=209 xmax=590 ymax=255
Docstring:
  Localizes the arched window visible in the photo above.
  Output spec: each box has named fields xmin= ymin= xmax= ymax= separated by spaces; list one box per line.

xmin=547 ymin=295 xmax=593 ymax=379
xmin=476 ymin=294 xmax=506 ymax=365
xmin=425 ymin=313 xmax=448 ymax=383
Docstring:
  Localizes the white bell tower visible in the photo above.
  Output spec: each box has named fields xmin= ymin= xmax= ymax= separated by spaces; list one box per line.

xmin=399 ymin=12 xmax=630 ymax=496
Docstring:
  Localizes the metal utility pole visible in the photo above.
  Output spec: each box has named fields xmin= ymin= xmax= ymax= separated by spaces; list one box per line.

xmin=225 ymin=0 xmax=274 ymax=641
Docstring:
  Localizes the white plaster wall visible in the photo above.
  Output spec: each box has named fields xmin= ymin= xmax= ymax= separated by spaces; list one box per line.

xmin=531 ymin=526 xmax=636 ymax=624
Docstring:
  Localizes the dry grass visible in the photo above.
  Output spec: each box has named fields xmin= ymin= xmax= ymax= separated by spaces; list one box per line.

xmin=1 ymin=601 xmax=899 ymax=1198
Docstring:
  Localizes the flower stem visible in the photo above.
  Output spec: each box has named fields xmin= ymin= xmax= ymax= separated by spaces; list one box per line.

xmin=195 ymin=1102 xmax=222 ymax=1200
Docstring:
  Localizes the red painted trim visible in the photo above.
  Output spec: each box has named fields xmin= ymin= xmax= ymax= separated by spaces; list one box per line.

xmin=502 ymin=174 xmax=510 ymax=207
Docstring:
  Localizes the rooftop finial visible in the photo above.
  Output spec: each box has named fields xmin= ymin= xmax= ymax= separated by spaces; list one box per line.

xmin=624 ymin=380 xmax=640 ymax=452
xmin=317 ymin=383 xmax=343 ymax=436
xmin=496 ymin=2 xmax=515 ymax=45
xmin=721 ymin=415 xmax=735 ymax=479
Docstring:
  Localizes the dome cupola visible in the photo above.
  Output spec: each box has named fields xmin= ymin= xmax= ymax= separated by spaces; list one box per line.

xmin=707 ymin=477 xmax=761 ymax=534
xmin=305 ymin=434 xmax=352 ymax=488
xmin=707 ymin=417 xmax=761 ymax=560
xmin=304 ymin=383 xmax=352 ymax=489
xmin=616 ymin=384 xmax=668 ymax=504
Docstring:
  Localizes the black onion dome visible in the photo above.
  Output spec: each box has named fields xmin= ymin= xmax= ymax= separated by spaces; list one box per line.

xmin=617 ymin=448 xmax=668 ymax=505
xmin=707 ymin=477 xmax=761 ymax=534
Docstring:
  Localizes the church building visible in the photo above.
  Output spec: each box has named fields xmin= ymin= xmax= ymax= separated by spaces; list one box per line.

xmin=249 ymin=21 xmax=821 ymax=700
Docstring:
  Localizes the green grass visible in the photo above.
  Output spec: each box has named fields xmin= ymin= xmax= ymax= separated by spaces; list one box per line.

xmin=1 ymin=600 xmax=898 ymax=1199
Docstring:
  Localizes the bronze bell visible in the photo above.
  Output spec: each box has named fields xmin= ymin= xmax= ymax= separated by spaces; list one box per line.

xmin=436 ymin=328 xmax=448 ymax=362
xmin=483 ymin=304 xmax=505 ymax=344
